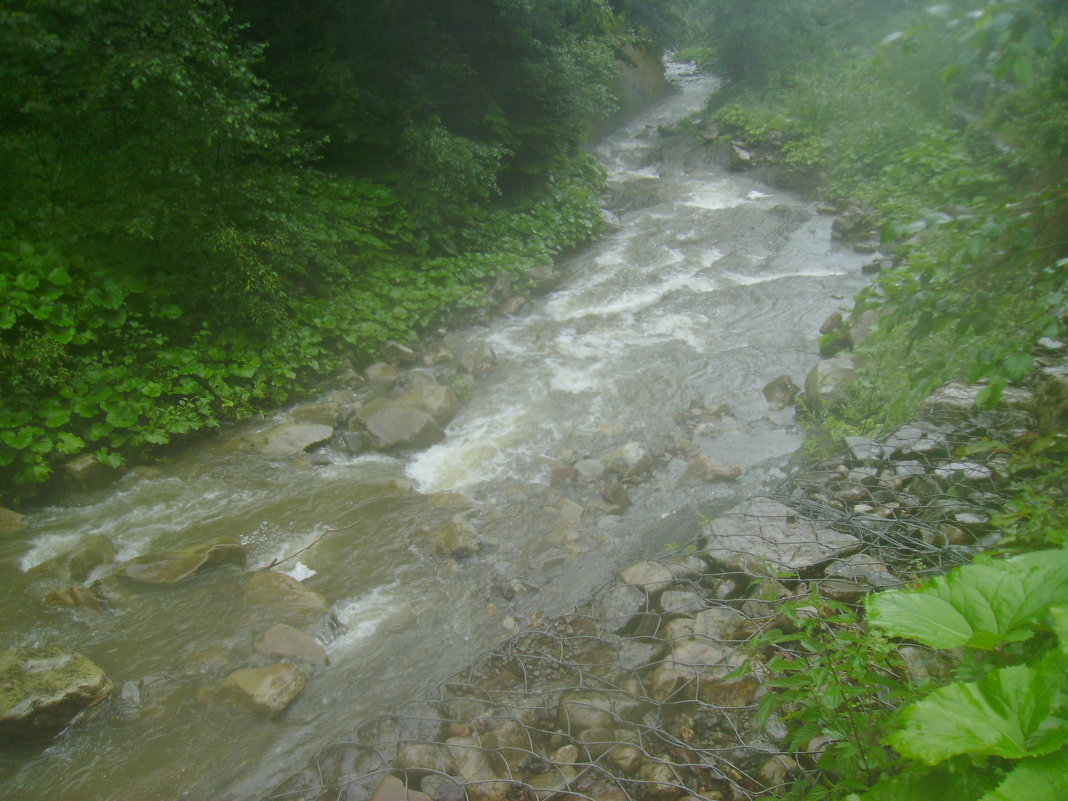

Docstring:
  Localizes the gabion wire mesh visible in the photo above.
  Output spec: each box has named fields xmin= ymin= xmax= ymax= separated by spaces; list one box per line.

xmin=265 ymin=386 xmax=1031 ymax=801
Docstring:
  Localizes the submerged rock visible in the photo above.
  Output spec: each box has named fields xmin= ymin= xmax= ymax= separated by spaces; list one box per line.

xmin=43 ymin=585 xmax=104 ymax=611
xmin=0 ymin=506 xmax=28 ymax=533
xmin=244 ymin=571 xmax=330 ymax=623
xmin=29 ymin=534 xmax=117 ymax=582
xmin=0 ymin=646 xmax=113 ymax=742
xmin=118 ymin=539 xmax=246 ymax=585
xmin=221 ymin=663 xmax=306 ymax=718
xmin=350 ymin=398 xmax=446 ymax=451
xmin=255 ymin=624 xmax=329 ymax=666
xmin=428 ymin=516 xmax=483 ymax=559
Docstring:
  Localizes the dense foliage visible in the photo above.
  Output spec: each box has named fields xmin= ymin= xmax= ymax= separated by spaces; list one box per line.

xmin=0 ymin=0 xmax=665 ymax=494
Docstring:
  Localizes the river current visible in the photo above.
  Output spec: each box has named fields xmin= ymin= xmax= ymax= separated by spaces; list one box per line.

xmin=0 ymin=63 xmax=869 ymax=800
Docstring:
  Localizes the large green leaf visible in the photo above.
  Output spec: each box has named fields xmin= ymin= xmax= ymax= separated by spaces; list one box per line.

xmin=888 ymin=653 xmax=1068 ymax=764
xmin=852 ymin=759 xmax=1001 ymax=801
xmin=979 ymin=747 xmax=1068 ymax=801
xmin=867 ymin=551 xmax=1068 ymax=649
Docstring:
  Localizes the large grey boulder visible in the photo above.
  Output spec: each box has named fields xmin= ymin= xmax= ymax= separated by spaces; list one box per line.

xmin=118 ymin=538 xmax=246 ymax=585
xmin=0 ymin=647 xmax=113 ymax=741
xmin=703 ymin=497 xmax=861 ymax=573
xmin=350 ymin=398 xmax=445 ymax=451
xmin=245 ymin=423 xmax=334 ymax=456
xmin=394 ymin=382 xmax=460 ymax=427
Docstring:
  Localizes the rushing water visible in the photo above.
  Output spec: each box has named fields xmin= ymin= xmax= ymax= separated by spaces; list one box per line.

xmin=0 ymin=63 xmax=870 ymax=801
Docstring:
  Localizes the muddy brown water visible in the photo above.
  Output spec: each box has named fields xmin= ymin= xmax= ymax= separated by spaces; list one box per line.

xmin=0 ymin=63 xmax=870 ymax=800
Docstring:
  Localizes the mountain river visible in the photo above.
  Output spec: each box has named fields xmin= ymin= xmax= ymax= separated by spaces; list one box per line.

xmin=0 ymin=63 xmax=871 ymax=800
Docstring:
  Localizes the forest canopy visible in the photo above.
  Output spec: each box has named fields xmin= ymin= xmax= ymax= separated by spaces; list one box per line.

xmin=0 ymin=0 xmax=672 ymax=492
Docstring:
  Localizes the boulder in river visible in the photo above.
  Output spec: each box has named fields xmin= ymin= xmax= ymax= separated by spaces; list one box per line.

xmin=458 ymin=342 xmax=497 ymax=375
xmin=244 ymin=423 xmax=334 ymax=457
xmin=43 ymin=585 xmax=104 ymax=611
xmin=244 ymin=571 xmax=330 ymax=623
xmin=350 ymin=398 xmax=446 ymax=451
xmin=221 ymin=663 xmax=306 ymax=718
xmin=289 ymin=401 xmax=342 ymax=427
xmin=118 ymin=538 xmax=246 ymax=585
xmin=394 ymin=382 xmax=461 ymax=427
xmin=0 ymin=646 xmax=113 ymax=742
xmin=255 ymin=624 xmax=329 ymax=666
xmin=29 ymin=534 xmax=117 ymax=582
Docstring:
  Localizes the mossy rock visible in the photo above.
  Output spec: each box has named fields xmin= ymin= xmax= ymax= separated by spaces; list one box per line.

xmin=118 ymin=539 xmax=246 ymax=585
xmin=0 ymin=646 xmax=113 ymax=742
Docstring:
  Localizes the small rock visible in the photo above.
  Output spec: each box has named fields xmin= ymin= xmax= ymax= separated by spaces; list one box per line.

xmin=446 ymin=736 xmax=512 ymax=801
xmin=381 ymin=341 xmax=418 ymax=364
xmin=639 ymin=762 xmax=684 ymax=801
xmin=255 ymin=624 xmax=329 ymax=666
xmin=221 ymin=663 xmax=306 ymax=718
xmin=398 ymin=743 xmax=452 ymax=774
xmin=659 ymin=590 xmax=705 ymax=617
xmin=762 ymin=375 xmax=800 ymax=410
xmin=558 ymin=689 xmax=615 ymax=735
xmin=421 ymin=775 xmax=466 ymax=801
xmin=758 ymin=755 xmax=801 ymax=789
xmin=683 ymin=455 xmax=741 ymax=483
xmin=620 ymin=561 xmax=674 ymax=595
xmin=370 ymin=776 xmax=432 ymax=801
xmin=365 ymin=362 xmax=402 ymax=382
xmin=428 ymin=516 xmax=483 ymax=559
xmin=609 ymin=744 xmax=644 ymax=774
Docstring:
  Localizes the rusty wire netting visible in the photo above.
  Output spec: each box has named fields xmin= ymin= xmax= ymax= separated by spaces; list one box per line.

xmin=265 ymin=391 xmax=1029 ymax=801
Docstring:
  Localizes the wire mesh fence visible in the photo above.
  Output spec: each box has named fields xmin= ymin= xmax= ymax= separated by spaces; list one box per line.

xmin=265 ymin=386 xmax=1031 ymax=801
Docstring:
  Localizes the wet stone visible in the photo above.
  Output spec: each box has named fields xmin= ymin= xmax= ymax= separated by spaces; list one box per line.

xmin=119 ymin=539 xmax=246 ymax=585
xmin=659 ymin=590 xmax=705 ymax=617
xmin=619 ymin=561 xmax=674 ymax=595
xmin=683 ymin=454 xmax=741 ymax=483
xmin=245 ymin=423 xmax=335 ymax=456
xmin=255 ymin=623 xmax=329 ymax=666
xmin=43 ymin=585 xmax=104 ymax=611
xmin=421 ymin=775 xmax=466 ymax=801
xmin=221 ymin=663 xmax=306 ymax=718
xmin=0 ymin=646 xmax=114 ymax=741
xmin=370 ymin=775 xmax=433 ymax=801
xmin=0 ymin=506 xmax=28 ymax=533
xmin=244 ymin=571 xmax=330 ymax=623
